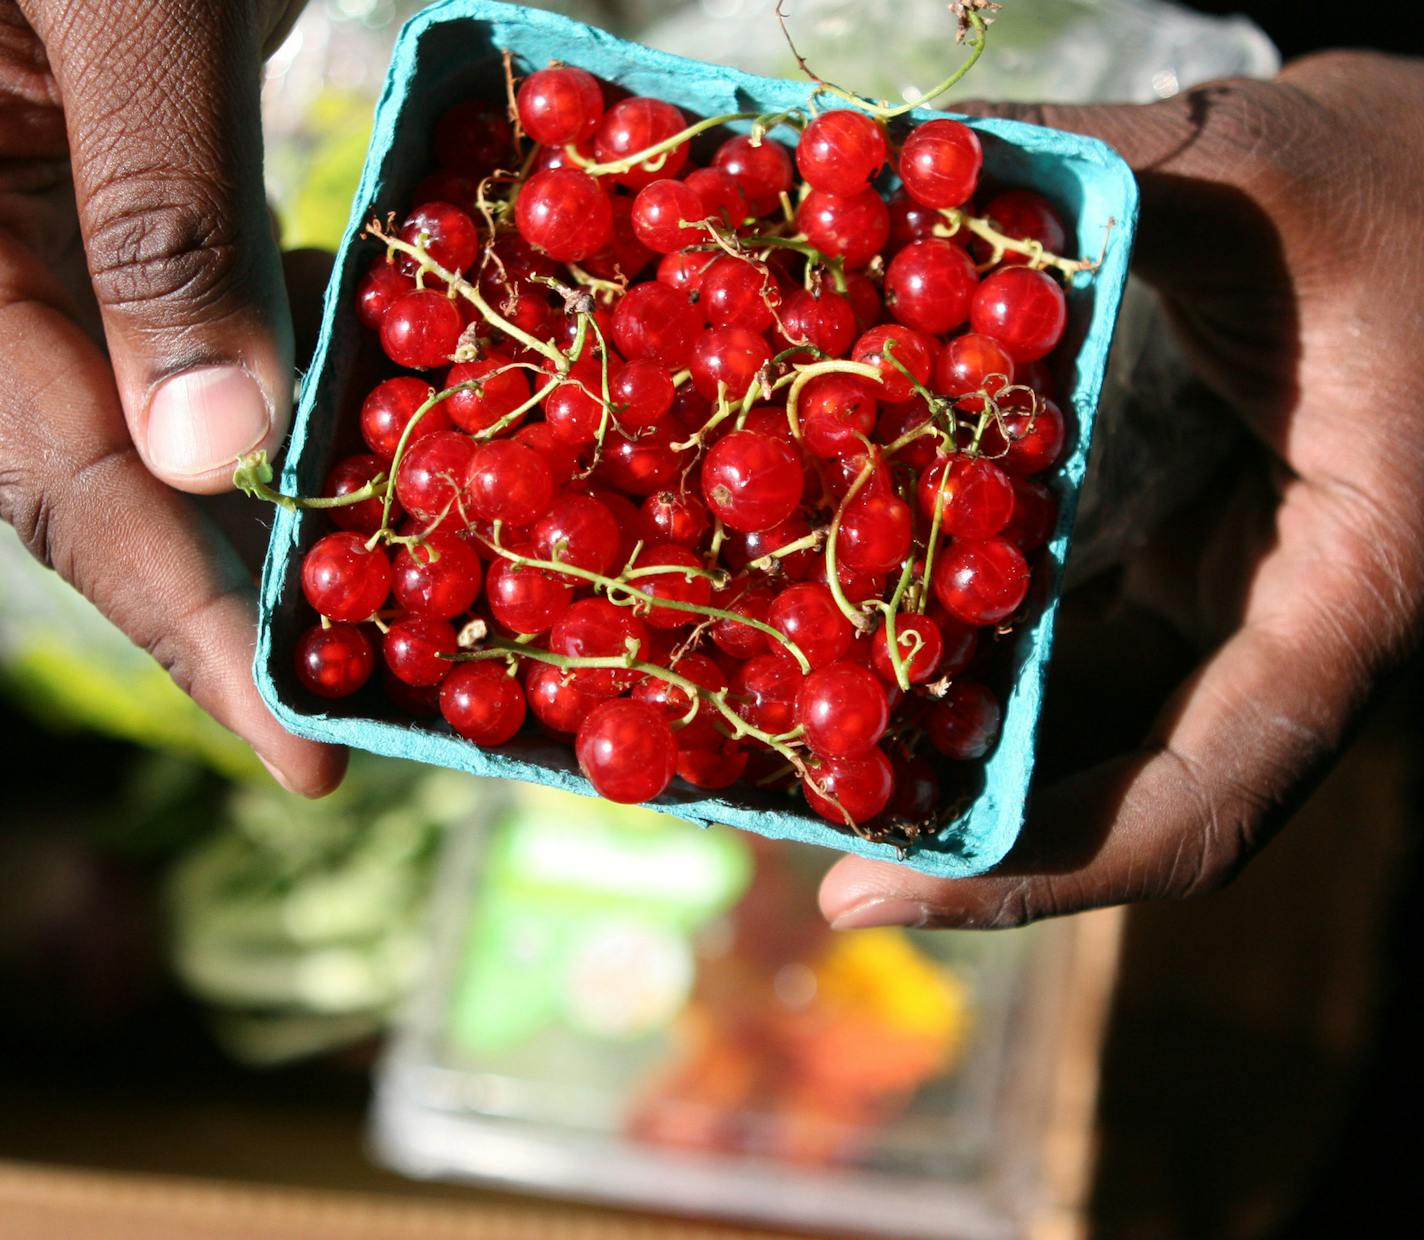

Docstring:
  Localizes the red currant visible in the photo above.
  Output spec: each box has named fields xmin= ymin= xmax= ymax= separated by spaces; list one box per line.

xmin=550 ymin=597 xmax=650 ymax=695
xmin=576 ymin=697 xmax=678 ymax=803
xmin=356 ymin=260 xmax=413 ymax=331
xmin=639 ymin=489 xmax=709 ymax=549
xmin=397 ymin=202 xmax=480 ymax=275
xmin=441 ymin=662 xmax=527 ymax=746
xmin=925 ymin=681 xmax=1001 ymax=759
xmin=516 ymin=65 xmax=604 ymax=146
xmin=796 ymin=188 xmax=890 ymax=270
xmin=525 ymin=661 xmax=601 ymax=734
xmin=515 ymin=168 xmax=613 ymax=262
xmin=532 ymin=491 xmax=621 ymax=576
xmin=712 ymin=134 xmax=793 ymax=216
xmin=295 ymin=622 xmax=374 ymax=699
xmin=689 ymin=327 xmax=773 ymax=402
xmin=775 ymin=288 xmax=857 ymax=360
xmin=485 ymin=558 xmax=574 ymax=634
xmin=630 ymin=178 xmax=707 ymax=254
xmin=730 ymin=652 xmax=805 ymax=734
xmin=393 ymin=529 xmax=482 ymax=620
xmin=612 ymin=280 xmax=703 ymax=368
xmin=701 ymin=429 xmax=803 ymax=533
xmin=383 ymin=614 xmax=458 ymax=687
xmin=797 ymin=110 xmax=888 ymax=196
xmin=768 ymin=582 xmax=852 ymax=669
xmin=976 ymin=189 xmax=1067 ymax=268
xmin=301 ymin=532 xmax=391 ymax=623
xmin=979 ymin=396 xmax=1067 ymax=476
xmin=466 ymin=439 xmax=555 ymax=527
xmin=933 ymin=333 xmax=1015 ymax=411
xmin=838 ymin=491 xmax=912 ymax=575
xmin=594 ymin=97 xmax=689 ymax=190
xmin=850 ymin=325 xmax=936 ymax=403
xmin=380 ymin=289 xmax=463 ymax=370
xmin=1002 ymin=477 xmax=1057 ymax=549
xmin=323 ymin=454 xmax=398 ymax=534
xmin=870 ymin=613 xmax=945 ymax=685
xmin=970 ymin=267 xmax=1067 ymax=363
xmin=883 ymin=238 xmax=979 ymax=335
xmin=802 ymin=748 xmax=894 ymax=824
xmin=795 ymin=660 xmax=889 ymax=758
xmin=932 ymin=537 xmax=1030 ymax=625
xmin=394 ymin=430 xmax=477 ymax=522
xmin=917 ymin=455 xmax=1015 ymax=539
xmin=899 ymin=118 xmax=982 ymax=209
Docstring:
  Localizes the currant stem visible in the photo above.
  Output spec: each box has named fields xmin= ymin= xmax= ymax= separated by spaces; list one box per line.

xmin=569 ymin=109 xmax=790 ymax=179
xmin=233 ymin=451 xmax=389 ymax=511
xmin=823 ymin=443 xmax=877 ymax=631
xmin=938 ymin=206 xmax=1097 ymax=280
xmin=784 ymin=359 xmax=884 ymax=442
xmin=476 ymin=526 xmax=812 ymax=672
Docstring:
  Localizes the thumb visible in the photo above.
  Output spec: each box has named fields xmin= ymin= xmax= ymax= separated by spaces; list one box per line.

xmin=35 ymin=1 xmax=296 ymax=495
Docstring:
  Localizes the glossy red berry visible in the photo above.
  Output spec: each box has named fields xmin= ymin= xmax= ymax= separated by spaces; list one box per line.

xmin=850 ymin=325 xmax=936 ymax=403
xmin=899 ymin=118 xmax=983 ymax=209
xmin=550 ymin=598 xmax=650 ymax=696
xmin=516 ymin=65 xmax=604 ymax=146
xmin=398 ymin=202 xmax=480 ymax=275
xmin=932 ymin=537 xmax=1030 ymax=625
xmin=870 ymin=613 xmax=945 ymax=685
xmin=776 ymin=288 xmax=857 ymax=360
xmin=795 ymin=661 xmax=889 ymax=758
xmin=380 ymin=288 xmax=463 ymax=369
xmin=701 ymin=429 xmax=803 ymax=533
xmin=684 ymin=167 xmax=745 ymax=229
xmin=515 ymin=422 xmax=581 ymax=486
xmin=933 ymin=332 xmax=1015 ymax=411
xmin=356 ymin=260 xmax=414 ymax=331
xmin=875 ymin=398 xmax=937 ymax=471
xmin=979 ymin=397 xmax=1067 ymax=476
xmin=610 ymin=359 xmax=675 ymax=431
xmin=799 ymin=373 xmax=878 ymax=459
xmin=533 ymin=492 xmax=622 ymax=576
xmin=360 ymin=377 xmax=441 ymax=459
xmin=515 ymin=168 xmax=613 ymax=262
xmin=612 ymin=280 xmax=703 ymax=368
xmin=925 ymin=681 xmax=1001 ymax=759
xmin=883 ymin=238 xmax=979 ymax=335
xmin=580 ymin=194 xmax=655 ymax=282
xmin=576 ymin=698 xmax=678 ymax=803
xmin=383 ymin=614 xmax=458 ymax=687
xmin=485 ymin=558 xmax=574 ymax=634
xmin=677 ymin=741 xmax=749 ymax=791
xmin=768 ymin=582 xmax=852 ymax=669
xmin=525 ymin=661 xmax=601 ymax=734
xmin=970 ymin=267 xmax=1067 ymax=363
xmin=711 ymin=581 xmax=775 ymax=659
xmin=301 ymin=532 xmax=391 ymax=623
xmin=689 ymin=327 xmax=773 ymax=402
xmin=441 ymin=662 xmax=527 ymax=746
xmin=444 ymin=356 xmax=531 ymax=434
xmin=838 ymin=491 xmax=912 ymax=575
xmin=630 ymin=178 xmax=707 ymax=254
xmin=712 ymin=134 xmax=794 ymax=216
xmin=796 ymin=189 xmax=890 ymax=270
xmin=802 ymin=748 xmax=894 ymax=824
xmin=977 ymin=189 xmax=1067 ymax=267
xmin=466 ymin=439 xmax=555 ymax=527
xmin=702 ymin=256 xmax=780 ymax=332
xmin=597 ymin=420 xmax=689 ymax=497
xmin=887 ymin=188 xmax=958 ymax=250
xmin=917 ymin=455 xmax=1016 ymax=539
xmin=730 ymin=653 xmax=805 ymax=734
xmin=295 ymin=623 xmax=374 ymax=699
xmin=797 ymin=110 xmax=888 ymax=196
xmin=393 ymin=530 xmax=482 ymax=620
xmin=631 ymin=543 xmax=712 ymax=629
xmin=632 ymin=652 xmax=726 ymax=749
xmin=594 ymin=97 xmax=689 ymax=189
xmin=323 ymin=454 xmax=398 ymax=534
xmin=394 ymin=430 xmax=477 ymax=522
xmin=639 ymin=489 xmax=709 ymax=549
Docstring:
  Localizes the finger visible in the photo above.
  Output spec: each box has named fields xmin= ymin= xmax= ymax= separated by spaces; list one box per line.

xmin=0 ymin=241 xmax=345 ymax=796
xmin=822 ymin=474 xmax=1424 ymax=929
xmin=26 ymin=1 xmax=296 ymax=494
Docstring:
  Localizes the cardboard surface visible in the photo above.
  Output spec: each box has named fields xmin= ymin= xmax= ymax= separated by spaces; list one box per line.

xmin=255 ymin=0 xmax=1139 ymax=876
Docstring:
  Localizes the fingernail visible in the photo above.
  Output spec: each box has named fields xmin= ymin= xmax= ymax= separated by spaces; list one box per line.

xmin=829 ymin=898 xmax=935 ymax=932
xmin=146 ymin=366 xmax=271 ymax=477
xmin=258 ymin=753 xmax=298 ymax=795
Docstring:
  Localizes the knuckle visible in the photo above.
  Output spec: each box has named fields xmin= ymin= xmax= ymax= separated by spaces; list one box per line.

xmin=0 ymin=469 xmax=59 ymax=571
xmin=83 ymin=180 xmax=243 ymax=320
xmin=1157 ymin=747 xmax=1264 ymax=900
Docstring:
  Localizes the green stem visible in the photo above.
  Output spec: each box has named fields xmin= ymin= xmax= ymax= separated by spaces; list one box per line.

xmin=784 ymin=359 xmax=884 ymax=442
xmin=823 ymin=446 xmax=876 ymax=630
xmin=476 ymin=529 xmax=812 ymax=673
xmin=233 ymin=452 xmax=388 ymax=512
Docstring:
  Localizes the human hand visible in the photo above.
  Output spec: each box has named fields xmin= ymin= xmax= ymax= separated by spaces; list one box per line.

xmin=822 ymin=52 xmax=1424 ymax=929
xmin=0 ymin=1 xmax=344 ymax=794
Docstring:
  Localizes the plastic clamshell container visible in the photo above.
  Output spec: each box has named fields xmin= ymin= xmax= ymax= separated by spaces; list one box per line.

xmin=255 ymin=0 xmax=1139 ymax=878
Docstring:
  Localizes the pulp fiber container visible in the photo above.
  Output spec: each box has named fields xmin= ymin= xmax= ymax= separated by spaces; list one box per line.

xmin=255 ymin=0 xmax=1139 ymax=877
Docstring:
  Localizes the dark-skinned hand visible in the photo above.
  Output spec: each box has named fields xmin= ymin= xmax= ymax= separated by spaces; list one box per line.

xmin=823 ymin=51 xmax=1424 ymax=929
xmin=0 ymin=0 xmax=344 ymax=795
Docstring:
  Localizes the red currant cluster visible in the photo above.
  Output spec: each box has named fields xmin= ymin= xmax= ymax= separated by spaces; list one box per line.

xmin=271 ymin=62 xmax=1088 ymax=837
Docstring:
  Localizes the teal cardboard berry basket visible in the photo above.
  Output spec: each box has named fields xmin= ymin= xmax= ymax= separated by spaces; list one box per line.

xmin=254 ymin=0 xmax=1138 ymax=877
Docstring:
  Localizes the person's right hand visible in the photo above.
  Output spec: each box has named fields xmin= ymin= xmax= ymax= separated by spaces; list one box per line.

xmin=821 ymin=51 xmax=1424 ymax=930
xmin=0 ymin=1 xmax=343 ymax=794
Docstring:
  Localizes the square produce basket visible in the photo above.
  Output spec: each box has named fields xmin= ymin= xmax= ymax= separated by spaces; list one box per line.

xmin=255 ymin=0 xmax=1139 ymax=878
